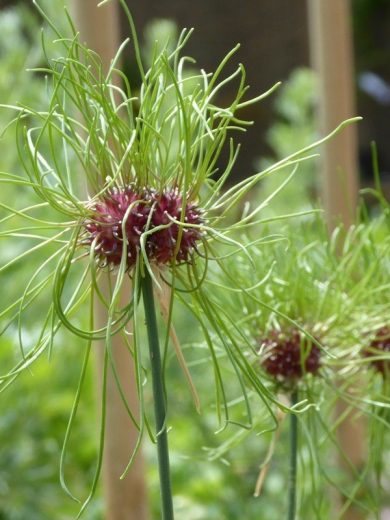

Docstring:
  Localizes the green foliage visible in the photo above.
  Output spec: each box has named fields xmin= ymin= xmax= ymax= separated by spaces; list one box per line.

xmin=202 ymin=206 xmax=390 ymax=517
xmin=0 ymin=3 xmax=388 ymax=520
xmin=143 ymin=18 xmax=179 ymax=69
xmin=256 ymin=68 xmax=318 ymax=217
xmin=0 ymin=4 xmax=104 ymax=519
xmin=0 ymin=339 xmax=102 ymax=520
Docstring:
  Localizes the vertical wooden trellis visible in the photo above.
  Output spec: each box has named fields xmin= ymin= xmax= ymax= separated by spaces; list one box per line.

xmin=69 ymin=2 xmax=148 ymax=519
xmin=307 ymin=2 xmax=365 ymax=519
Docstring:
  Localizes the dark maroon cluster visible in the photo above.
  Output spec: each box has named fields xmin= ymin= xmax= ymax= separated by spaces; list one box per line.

xmin=83 ymin=186 xmax=203 ymax=269
xmin=365 ymin=326 xmax=390 ymax=375
xmin=260 ymin=328 xmax=321 ymax=383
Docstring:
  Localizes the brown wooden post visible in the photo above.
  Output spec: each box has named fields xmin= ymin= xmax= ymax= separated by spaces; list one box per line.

xmin=307 ymin=0 xmax=359 ymax=228
xmin=70 ymin=2 xmax=148 ymax=519
xmin=307 ymin=2 xmax=365 ymax=519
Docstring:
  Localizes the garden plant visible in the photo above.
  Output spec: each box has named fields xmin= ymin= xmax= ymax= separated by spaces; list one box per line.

xmin=1 ymin=1 xmax=390 ymax=520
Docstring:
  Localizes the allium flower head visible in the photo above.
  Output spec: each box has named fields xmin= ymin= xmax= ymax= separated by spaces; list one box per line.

xmin=260 ymin=328 xmax=321 ymax=383
xmin=83 ymin=186 xmax=203 ymax=269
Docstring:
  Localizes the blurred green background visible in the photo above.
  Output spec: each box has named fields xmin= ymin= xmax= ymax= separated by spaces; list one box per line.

xmin=0 ymin=2 xmax=389 ymax=520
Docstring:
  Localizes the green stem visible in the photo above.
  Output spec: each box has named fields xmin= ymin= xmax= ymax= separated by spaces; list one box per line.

xmin=288 ymin=389 xmax=298 ymax=520
xmin=141 ymin=271 xmax=174 ymax=520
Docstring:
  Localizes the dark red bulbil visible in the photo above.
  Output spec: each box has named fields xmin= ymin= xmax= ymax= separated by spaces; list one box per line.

xmin=365 ymin=326 xmax=390 ymax=375
xmin=83 ymin=186 xmax=203 ymax=269
xmin=260 ymin=328 xmax=321 ymax=382
xmin=148 ymin=189 xmax=203 ymax=264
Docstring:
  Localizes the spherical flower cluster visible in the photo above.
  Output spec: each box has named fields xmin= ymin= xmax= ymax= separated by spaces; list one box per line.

xmin=260 ymin=328 xmax=321 ymax=383
xmin=365 ymin=326 xmax=390 ymax=375
xmin=83 ymin=186 xmax=203 ymax=269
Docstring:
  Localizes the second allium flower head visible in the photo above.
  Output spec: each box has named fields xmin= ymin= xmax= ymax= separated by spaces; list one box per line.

xmin=83 ymin=185 xmax=203 ymax=269
xmin=260 ymin=328 xmax=321 ymax=383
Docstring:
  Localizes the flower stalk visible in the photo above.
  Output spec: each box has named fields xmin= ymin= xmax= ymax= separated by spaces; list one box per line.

xmin=141 ymin=270 xmax=174 ymax=520
xmin=288 ymin=389 xmax=298 ymax=520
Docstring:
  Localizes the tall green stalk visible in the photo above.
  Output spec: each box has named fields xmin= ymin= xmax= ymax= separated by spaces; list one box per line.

xmin=288 ymin=390 xmax=298 ymax=520
xmin=141 ymin=270 xmax=174 ymax=520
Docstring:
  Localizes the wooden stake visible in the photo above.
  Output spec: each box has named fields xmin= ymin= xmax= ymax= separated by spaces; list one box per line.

xmin=70 ymin=2 xmax=148 ymax=518
xmin=307 ymin=2 xmax=365 ymax=519
xmin=307 ymin=0 xmax=359 ymax=229
xmin=95 ymin=280 xmax=148 ymax=520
